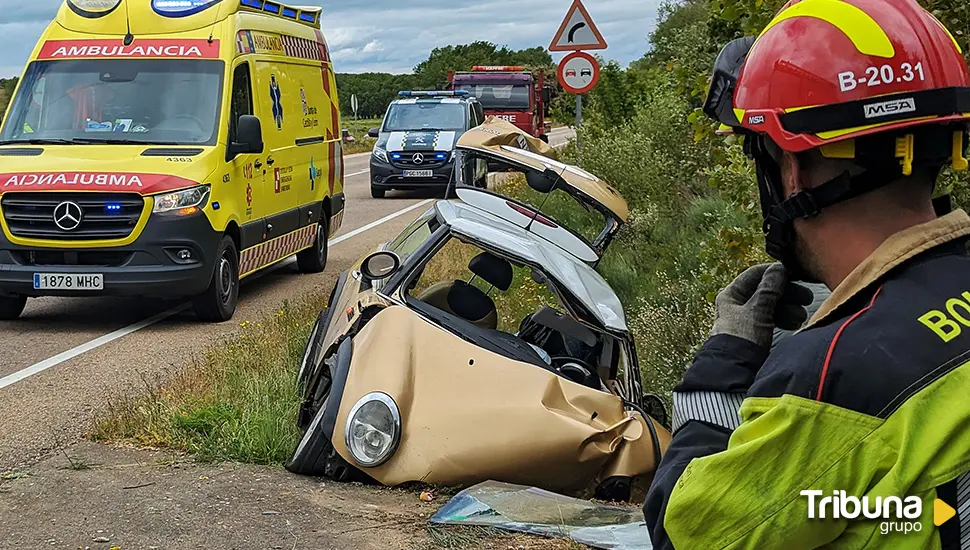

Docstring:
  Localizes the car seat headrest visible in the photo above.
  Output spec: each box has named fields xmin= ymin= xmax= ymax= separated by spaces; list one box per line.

xmin=469 ymin=252 xmax=513 ymax=291
xmin=446 ymin=280 xmax=496 ymax=323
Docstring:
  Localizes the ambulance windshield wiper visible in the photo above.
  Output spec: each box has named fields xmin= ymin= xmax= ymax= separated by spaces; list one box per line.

xmin=68 ymin=138 xmax=183 ymax=145
xmin=0 ymin=138 xmax=79 ymax=145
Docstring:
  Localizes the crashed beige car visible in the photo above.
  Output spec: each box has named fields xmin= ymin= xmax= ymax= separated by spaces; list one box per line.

xmin=286 ymin=118 xmax=671 ymax=501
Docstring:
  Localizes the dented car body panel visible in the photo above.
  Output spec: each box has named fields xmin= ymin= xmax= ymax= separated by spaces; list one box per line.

xmin=286 ymin=122 xmax=670 ymax=500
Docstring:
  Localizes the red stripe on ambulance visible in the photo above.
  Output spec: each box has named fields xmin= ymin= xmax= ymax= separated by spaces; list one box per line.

xmin=0 ymin=172 xmax=200 ymax=195
xmin=38 ymin=39 xmax=221 ymax=60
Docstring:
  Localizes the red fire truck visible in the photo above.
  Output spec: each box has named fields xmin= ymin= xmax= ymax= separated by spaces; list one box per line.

xmin=447 ymin=66 xmax=555 ymax=142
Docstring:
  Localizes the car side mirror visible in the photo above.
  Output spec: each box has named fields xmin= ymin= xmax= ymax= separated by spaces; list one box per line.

xmin=228 ymin=115 xmax=263 ymax=159
xmin=360 ymin=251 xmax=401 ymax=284
xmin=367 ymin=127 xmax=380 ymax=138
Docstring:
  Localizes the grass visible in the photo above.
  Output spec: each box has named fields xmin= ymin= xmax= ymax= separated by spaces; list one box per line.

xmin=91 ymin=296 xmax=325 ymax=464
xmin=341 ymin=116 xmax=382 ymax=155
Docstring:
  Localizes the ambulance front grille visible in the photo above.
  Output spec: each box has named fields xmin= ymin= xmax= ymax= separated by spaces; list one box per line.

xmin=1 ymin=193 xmax=145 ymax=241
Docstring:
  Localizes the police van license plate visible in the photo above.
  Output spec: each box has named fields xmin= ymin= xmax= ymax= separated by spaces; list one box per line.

xmin=403 ymin=170 xmax=433 ymax=178
xmin=33 ymin=273 xmax=104 ymax=291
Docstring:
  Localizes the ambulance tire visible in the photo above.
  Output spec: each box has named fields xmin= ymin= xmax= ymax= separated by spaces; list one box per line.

xmin=0 ymin=295 xmax=27 ymax=320
xmin=297 ymin=218 xmax=329 ymax=274
xmin=193 ymin=236 xmax=239 ymax=322
xmin=370 ymin=185 xmax=385 ymax=199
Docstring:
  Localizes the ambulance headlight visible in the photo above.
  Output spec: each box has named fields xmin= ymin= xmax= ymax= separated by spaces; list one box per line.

xmin=344 ymin=392 xmax=401 ymax=467
xmin=153 ymin=184 xmax=210 ymax=215
xmin=372 ymin=147 xmax=389 ymax=163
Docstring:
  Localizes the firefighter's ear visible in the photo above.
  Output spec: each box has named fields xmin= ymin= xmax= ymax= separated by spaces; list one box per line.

xmin=780 ymin=150 xmax=805 ymax=196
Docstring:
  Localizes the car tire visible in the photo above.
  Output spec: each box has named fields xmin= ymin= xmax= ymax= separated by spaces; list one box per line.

xmin=296 ymin=219 xmax=329 ymax=274
xmin=540 ymin=134 xmax=549 ymax=143
xmin=0 ymin=295 xmax=27 ymax=320
xmin=370 ymin=186 xmax=385 ymax=199
xmin=193 ymin=236 xmax=239 ymax=322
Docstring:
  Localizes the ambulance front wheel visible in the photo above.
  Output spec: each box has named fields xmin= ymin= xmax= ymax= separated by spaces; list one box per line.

xmin=0 ymin=295 xmax=27 ymax=320
xmin=193 ymin=236 xmax=239 ymax=322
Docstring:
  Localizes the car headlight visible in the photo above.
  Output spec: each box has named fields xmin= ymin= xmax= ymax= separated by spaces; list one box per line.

xmin=372 ymin=147 xmax=389 ymax=163
xmin=344 ymin=392 xmax=401 ymax=467
xmin=153 ymin=184 xmax=210 ymax=215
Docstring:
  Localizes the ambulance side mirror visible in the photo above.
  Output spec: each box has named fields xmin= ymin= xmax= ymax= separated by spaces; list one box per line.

xmin=228 ymin=115 xmax=263 ymax=159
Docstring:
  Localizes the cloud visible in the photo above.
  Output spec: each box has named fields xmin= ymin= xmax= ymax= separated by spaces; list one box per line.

xmin=0 ymin=0 xmax=658 ymax=78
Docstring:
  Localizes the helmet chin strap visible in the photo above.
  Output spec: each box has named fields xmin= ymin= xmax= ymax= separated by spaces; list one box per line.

xmin=751 ymin=136 xmax=902 ymax=283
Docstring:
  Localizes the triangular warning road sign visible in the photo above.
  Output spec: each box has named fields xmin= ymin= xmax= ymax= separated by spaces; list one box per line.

xmin=549 ymin=0 xmax=608 ymax=52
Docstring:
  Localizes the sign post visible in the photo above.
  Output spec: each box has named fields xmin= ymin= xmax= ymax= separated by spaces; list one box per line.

xmin=549 ymin=0 xmax=607 ymax=152
xmin=350 ymin=93 xmax=359 ymax=137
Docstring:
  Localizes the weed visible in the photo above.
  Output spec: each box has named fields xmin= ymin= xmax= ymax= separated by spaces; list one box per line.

xmin=91 ymin=294 xmax=325 ymax=465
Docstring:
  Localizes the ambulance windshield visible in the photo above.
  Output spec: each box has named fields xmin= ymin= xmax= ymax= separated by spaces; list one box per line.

xmin=0 ymin=59 xmax=224 ymax=146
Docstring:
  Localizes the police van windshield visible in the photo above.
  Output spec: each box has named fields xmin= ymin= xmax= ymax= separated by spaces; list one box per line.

xmin=383 ymin=102 xmax=465 ymax=132
xmin=0 ymin=59 xmax=224 ymax=146
xmin=456 ymin=85 xmax=530 ymax=110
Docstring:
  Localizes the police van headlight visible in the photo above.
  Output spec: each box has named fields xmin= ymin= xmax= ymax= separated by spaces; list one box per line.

xmin=153 ymin=185 xmax=210 ymax=215
xmin=344 ymin=392 xmax=401 ymax=467
xmin=372 ymin=147 xmax=389 ymax=163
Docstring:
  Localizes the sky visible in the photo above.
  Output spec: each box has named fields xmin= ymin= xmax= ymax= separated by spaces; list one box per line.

xmin=0 ymin=0 xmax=658 ymax=78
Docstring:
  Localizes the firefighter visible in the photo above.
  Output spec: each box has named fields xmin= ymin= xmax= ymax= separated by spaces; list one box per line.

xmin=644 ymin=0 xmax=970 ymax=547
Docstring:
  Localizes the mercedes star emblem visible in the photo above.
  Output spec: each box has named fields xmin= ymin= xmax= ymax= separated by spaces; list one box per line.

xmin=412 ymin=153 xmax=425 ymax=165
xmin=53 ymin=201 xmax=83 ymax=231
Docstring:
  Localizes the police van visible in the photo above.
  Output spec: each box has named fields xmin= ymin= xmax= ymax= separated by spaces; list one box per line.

xmin=367 ymin=90 xmax=485 ymax=198
xmin=0 ymin=0 xmax=346 ymax=322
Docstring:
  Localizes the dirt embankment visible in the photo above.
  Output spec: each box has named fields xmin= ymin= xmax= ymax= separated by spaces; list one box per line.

xmin=0 ymin=441 xmax=581 ymax=550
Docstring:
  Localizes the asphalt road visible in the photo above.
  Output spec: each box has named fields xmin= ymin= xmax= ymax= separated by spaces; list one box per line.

xmin=0 ymin=127 xmax=575 ymax=470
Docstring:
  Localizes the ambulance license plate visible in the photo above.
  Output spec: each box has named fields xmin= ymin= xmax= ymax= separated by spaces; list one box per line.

xmin=403 ymin=170 xmax=433 ymax=178
xmin=33 ymin=273 xmax=104 ymax=291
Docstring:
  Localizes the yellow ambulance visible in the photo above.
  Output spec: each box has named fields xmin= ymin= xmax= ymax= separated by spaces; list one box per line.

xmin=0 ymin=0 xmax=345 ymax=321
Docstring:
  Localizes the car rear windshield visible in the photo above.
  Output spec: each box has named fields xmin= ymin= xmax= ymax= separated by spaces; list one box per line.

xmin=0 ymin=59 xmax=224 ymax=146
xmin=383 ymin=102 xmax=465 ymax=132
xmin=455 ymin=84 xmax=530 ymax=110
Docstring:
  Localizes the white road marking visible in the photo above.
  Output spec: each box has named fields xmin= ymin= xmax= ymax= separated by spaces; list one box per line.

xmin=0 ymin=198 xmax=434 ymax=391
xmin=345 ymin=169 xmax=369 ymax=178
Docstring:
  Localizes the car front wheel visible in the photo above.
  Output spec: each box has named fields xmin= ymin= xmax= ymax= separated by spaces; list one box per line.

xmin=371 ymin=185 xmax=386 ymax=198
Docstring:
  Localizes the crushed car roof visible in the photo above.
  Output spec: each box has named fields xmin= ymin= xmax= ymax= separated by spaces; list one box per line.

xmin=435 ymin=198 xmax=628 ymax=332
xmin=455 ymin=117 xmax=630 ymax=222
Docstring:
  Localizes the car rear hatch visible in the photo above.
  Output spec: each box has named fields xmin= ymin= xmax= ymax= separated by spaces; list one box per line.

xmin=454 ymin=116 xmax=628 ymax=258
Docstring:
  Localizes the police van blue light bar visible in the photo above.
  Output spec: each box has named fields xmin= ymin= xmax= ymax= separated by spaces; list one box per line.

xmin=398 ymin=90 xmax=469 ymax=97
xmin=152 ymin=0 xmax=220 ymax=17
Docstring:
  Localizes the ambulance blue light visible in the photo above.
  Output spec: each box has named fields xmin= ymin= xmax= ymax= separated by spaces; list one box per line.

xmin=299 ymin=12 xmax=315 ymax=22
xmin=282 ymin=7 xmax=296 ymax=18
xmin=151 ymin=0 xmax=220 ymax=17
xmin=262 ymin=1 xmax=280 ymax=14
xmin=240 ymin=0 xmax=262 ymax=7
xmin=105 ymin=203 xmax=122 ymax=213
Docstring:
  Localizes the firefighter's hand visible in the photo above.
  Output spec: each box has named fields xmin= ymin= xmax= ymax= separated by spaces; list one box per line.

xmin=711 ymin=263 xmax=790 ymax=349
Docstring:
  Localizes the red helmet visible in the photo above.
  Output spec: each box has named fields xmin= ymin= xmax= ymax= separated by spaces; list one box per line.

xmin=703 ymin=0 xmax=970 ymax=273
xmin=708 ymin=0 xmax=970 ymax=153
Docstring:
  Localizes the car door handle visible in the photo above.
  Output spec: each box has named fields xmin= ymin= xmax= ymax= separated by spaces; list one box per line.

xmin=254 ymin=160 xmax=263 ymax=170
xmin=266 ymin=156 xmax=275 ymax=166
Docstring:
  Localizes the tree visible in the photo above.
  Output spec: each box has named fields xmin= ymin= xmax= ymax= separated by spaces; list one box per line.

xmin=411 ymin=41 xmax=553 ymax=89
